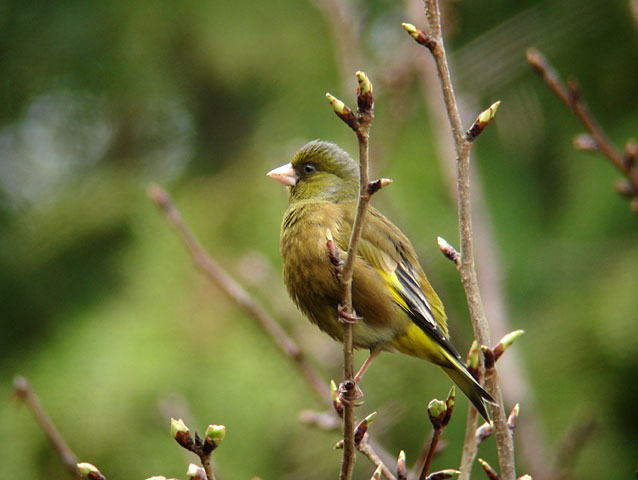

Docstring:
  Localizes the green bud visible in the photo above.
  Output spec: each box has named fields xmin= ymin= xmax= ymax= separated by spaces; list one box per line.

xmin=356 ymin=71 xmax=373 ymax=95
xmin=363 ymin=411 xmax=377 ymax=425
xmin=428 ymin=399 xmax=446 ymax=417
xmin=427 ymin=398 xmax=447 ymax=428
xmin=446 ymin=386 xmax=455 ymax=410
xmin=334 ymin=439 xmax=344 ymax=449
xmin=77 ymin=463 xmax=105 ymax=480
xmin=401 ymin=23 xmax=419 ymax=39
xmin=467 ymin=340 xmax=479 ymax=370
xmin=494 ymin=330 xmax=524 ymax=361
xmin=171 ymin=418 xmax=194 ymax=449
xmin=325 ymin=93 xmax=347 ymax=115
xmin=467 ymin=101 xmax=501 ymax=141
xmin=478 ymin=101 xmax=500 ymax=124
xmin=170 ymin=418 xmax=189 ymax=438
xmin=205 ymin=424 xmax=226 ymax=446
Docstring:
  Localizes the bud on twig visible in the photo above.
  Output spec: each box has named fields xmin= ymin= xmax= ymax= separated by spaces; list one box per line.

xmin=187 ymin=463 xmax=207 ymax=480
xmin=466 ymin=101 xmax=501 ymax=141
xmin=397 ymin=450 xmax=407 ymax=480
xmin=330 ymin=379 xmax=344 ymax=418
xmin=204 ymin=424 xmax=226 ymax=452
xmin=171 ymin=418 xmax=194 ymax=449
xmin=478 ymin=458 xmax=500 ymax=480
xmin=493 ymin=330 xmax=525 ymax=361
xmin=326 ymin=93 xmax=358 ymax=129
xmin=367 ymin=178 xmax=393 ymax=195
xmin=573 ymin=134 xmax=598 ymax=152
xmin=77 ymin=463 xmax=106 ymax=480
xmin=354 ymin=412 xmax=377 ymax=446
xmin=507 ymin=403 xmax=520 ymax=432
xmin=466 ymin=340 xmax=480 ymax=379
xmin=356 ymin=71 xmax=374 ymax=113
xmin=370 ymin=464 xmax=383 ymax=480
xmin=437 ymin=236 xmax=461 ymax=266
xmin=426 ymin=469 xmax=461 ymax=480
xmin=427 ymin=398 xmax=448 ymax=429
xmin=475 ymin=421 xmax=493 ymax=444
xmin=518 ymin=475 xmax=533 ymax=480
xmin=401 ymin=23 xmax=437 ymax=50
xmin=481 ymin=345 xmax=495 ymax=370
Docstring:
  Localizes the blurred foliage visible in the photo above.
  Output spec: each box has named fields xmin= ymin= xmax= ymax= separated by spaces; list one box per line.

xmin=1 ymin=0 xmax=637 ymax=479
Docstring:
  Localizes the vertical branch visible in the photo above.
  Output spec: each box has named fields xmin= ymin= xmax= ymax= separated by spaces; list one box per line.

xmin=404 ymin=1 xmax=516 ymax=478
xmin=326 ymin=72 xmax=378 ymax=480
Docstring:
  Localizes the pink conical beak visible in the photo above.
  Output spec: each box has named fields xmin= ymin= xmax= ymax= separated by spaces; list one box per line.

xmin=267 ymin=162 xmax=298 ymax=186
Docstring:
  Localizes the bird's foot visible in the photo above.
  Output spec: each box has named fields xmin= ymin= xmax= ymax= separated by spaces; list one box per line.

xmin=337 ymin=303 xmax=362 ymax=324
xmin=337 ymin=379 xmax=364 ymax=406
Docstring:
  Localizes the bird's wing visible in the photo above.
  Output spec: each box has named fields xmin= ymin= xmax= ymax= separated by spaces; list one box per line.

xmin=336 ymin=207 xmax=460 ymax=359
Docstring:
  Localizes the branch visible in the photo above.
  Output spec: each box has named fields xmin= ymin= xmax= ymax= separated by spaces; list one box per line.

xmin=148 ymin=184 xmax=329 ymax=403
xmin=419 ymin=388 xmax=455 ymax=480
xmin=327 ymin=70 xmax=376 ymax=480
xmin=527 ymin=48 xmax=638 ymax=212
xmin=171 ymin=418 xmax=226 ymax=480
xmin=404 ymin=2 xmax=516 ymax=478
xmin=13 ymin=376 xmax=82 ymax=479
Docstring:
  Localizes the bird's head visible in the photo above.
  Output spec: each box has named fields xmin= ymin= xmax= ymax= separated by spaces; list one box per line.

xmin=267 ymin=140 xmax=359 ymax=203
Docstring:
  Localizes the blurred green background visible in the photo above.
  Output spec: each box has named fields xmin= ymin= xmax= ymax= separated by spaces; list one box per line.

xmin=1 ymin=0 xmax=637 ymax=478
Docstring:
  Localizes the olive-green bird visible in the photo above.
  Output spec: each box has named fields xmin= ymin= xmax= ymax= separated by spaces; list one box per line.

xmin=268 ymin=140 xmax=493 ymax=420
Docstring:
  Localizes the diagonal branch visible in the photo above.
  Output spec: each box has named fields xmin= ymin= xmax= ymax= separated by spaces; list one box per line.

xmin=147 ymin=184 xmax=330 ymax=404
xmin=527 ymin=48 xmax=638 ymax=210
xmin=13 ymin=376 xmax=82 ymax=479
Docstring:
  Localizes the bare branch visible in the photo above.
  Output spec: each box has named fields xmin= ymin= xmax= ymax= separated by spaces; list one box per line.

xmin=13 ymin=376 xmax=82 ymax=479
xmin=404 ymin=1 xmax=515 ymax=478
xmin=527 ymin=48 xmax=638 ymax=209
xmin=327 ymin=70 xmax=376 ymax=480
xmin=147 ymin=184 xmax=330 ymax=403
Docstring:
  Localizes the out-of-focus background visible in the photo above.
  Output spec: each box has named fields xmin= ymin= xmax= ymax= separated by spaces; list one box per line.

xmin=2 ymin=0 xmax=637 ymax=478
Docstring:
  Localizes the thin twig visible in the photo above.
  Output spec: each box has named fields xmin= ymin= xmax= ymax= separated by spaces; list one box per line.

xmin=550 ymin=416 xmax=597 ymax=480
xmin=419 ymin=429 xmax=442 ymax=480
xmin=148 ymin=184 xmax=329 ymax=404
xmin=527 ymin=48 xmax=638 ymax=206
xmin=359 ymin=438 xmax=398 ymax=480
xmin=327 ymin=72 xmax=375 ymax=480
xmin=406 ymin=2 xmax=517 ymax=478
xmin=13 ymin=376 xmax=82 ymax=479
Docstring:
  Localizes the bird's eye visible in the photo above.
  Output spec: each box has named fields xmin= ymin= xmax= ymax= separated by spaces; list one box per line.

xmin=303 ymin=163 xmax=316 ymax=175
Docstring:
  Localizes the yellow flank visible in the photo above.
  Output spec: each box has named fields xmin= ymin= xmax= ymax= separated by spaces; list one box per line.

xmin=377 ymin=269 xmax=410 ymax=311
xmin=392 ymin=323 xmax=447 ymax=365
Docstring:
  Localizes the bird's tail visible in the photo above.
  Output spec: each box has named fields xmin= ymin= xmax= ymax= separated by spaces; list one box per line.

xmin=440 ymin=358 xmax=494 ymax=422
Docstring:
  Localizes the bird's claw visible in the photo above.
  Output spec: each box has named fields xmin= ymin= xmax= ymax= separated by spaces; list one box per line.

xmin=337 ymin=379 xmax=364 ymax=406
xmin=338 ymin=303 xmax=362 ymax=324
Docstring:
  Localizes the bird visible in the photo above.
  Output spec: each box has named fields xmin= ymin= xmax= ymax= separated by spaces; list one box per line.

xmin=267 ymin=140 xmax=494 ymax=421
